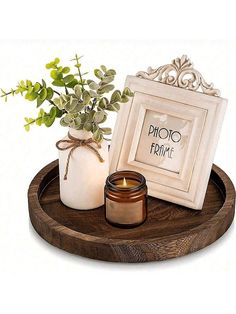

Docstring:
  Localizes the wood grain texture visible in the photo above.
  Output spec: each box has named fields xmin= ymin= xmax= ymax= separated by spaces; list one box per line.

xmin=28 ymin=160 xmax=235 ymax=262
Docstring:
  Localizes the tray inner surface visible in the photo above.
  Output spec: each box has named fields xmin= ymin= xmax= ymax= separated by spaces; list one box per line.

xmin=39 ymin=168 xmax=225 ymax=241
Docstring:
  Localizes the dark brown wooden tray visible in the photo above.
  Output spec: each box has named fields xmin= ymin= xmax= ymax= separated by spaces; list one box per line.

xmin=28 ymin=160 xmax=235 ymax=262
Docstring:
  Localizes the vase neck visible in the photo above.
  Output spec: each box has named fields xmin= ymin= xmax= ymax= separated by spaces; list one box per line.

xmin=68 ymin=128 xmax=93 ymax=140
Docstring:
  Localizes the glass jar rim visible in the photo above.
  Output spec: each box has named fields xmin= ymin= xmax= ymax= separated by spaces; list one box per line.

xmin=106 ymin=170 xmax=146 ymax=192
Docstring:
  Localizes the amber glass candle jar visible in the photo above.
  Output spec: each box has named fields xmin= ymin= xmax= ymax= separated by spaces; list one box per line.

xmin=105 ymin=170 xmax=147 ymax=228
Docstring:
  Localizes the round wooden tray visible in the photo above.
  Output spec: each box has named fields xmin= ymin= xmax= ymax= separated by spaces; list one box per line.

xmin=28 ymin=160 xmax=235 ymax=262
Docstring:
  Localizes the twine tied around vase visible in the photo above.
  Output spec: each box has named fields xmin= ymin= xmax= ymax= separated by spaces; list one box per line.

xmin=56 ymin=132 xmax=105 ymax=180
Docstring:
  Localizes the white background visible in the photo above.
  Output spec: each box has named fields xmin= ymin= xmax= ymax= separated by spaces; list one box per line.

xmin=0 ymin=1 xmax=236 ymax=314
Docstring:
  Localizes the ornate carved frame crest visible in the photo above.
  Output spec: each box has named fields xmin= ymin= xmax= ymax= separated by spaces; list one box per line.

xmin=136 ymin=55 xmax=220 ymax=96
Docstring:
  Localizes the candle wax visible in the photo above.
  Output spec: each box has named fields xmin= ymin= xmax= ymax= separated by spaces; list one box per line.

xmin=114 ymin=177 xmax=139 ymax=188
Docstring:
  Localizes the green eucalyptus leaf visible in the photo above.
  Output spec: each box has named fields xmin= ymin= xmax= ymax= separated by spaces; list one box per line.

xmin=89 ymin=90 xmax=98 ymax=98
xmin=70 ymin=96 xmax=78 ymax=107
xmin=43 ymin=115 xmax=54 ymax=127
xmin=123 ymin=87 xmax=134 ymax=97
xmin=64 ymin=101 xmax=70 ymax=112
xmin=100 ymin=65 xmax=107 ymax=72
xmin=42 ymin=79 xmax=46 ymax=87
xmin=88 ymin=81 xmax=99 ymax=90
xmin=106 ymin=69 xmax=116 ymax=76
xmin=38 ymin=108 xmax=45 ymax=117
xmin=36 ymin=117 xmax=43 ymax=126
xmin=58 ymin=73 xmax=63 ymax=80
xmin=112 ymin=103 xmax=120 ymax=111
xmin=94 ymin=69 xmax=103 ymax=79
xmin=24 ymin=124 xmax=30 ymax=132
xmin=52 ymin=80 xmax=64 ymax=87
xmin=121 ymin=94 xmax=129 ymax=103
xmin=82 ymin=90 xmax=91 ymax=105
xmin=39 ymin=87 xmax=47 ymax=101
xmin=94 ymin=111 xmax=105 ymax=123
xmin=71 ymin=102 xmax=85 ymax=113
xmin=93 ymin=128 xmax=103 ymax=142
xmin=101 ymin=127 xmax=112 ymax=135
xmin=75 ymin=63 xmax=81 ymax=69
xmin=79 ymin=113 xmax=87 ymax=123
xmin=50 ymin=70 xmax=58 ymax=79
xmin=27 ymin=86 xmax=33 ymax=94
xmin=102 ymin=76 xmax=114 ymax=84
xmin=97 ymin=84 xmax=114 ymax=94
xmin=57 ymin=66 xmax=63 ymax=73
xmin=20 ymin=80 xmax=25 ymax=87
xmin=92 ymin=124 xmax=99 ymax=133
xmin=98 ymin=97 xmax=109 ymax=109
xmin=46 ymin=87 xmax=54 ymax=100
xmin=63 ymin=74 xmax=75 ymax=84
xmin=88 ymin=110 xmax=96 ymax=121
xmin=55 ymin=107 xmax=64 ymax=117
xmin=61 ymin=94 xmax=70 ymax=102
xmin=33 ymin=82 xmax=41 ymax=92
xmin=46 ymin=62 xmax=53 ymax=69
xmin=37 ymin=97 xmax=44 ymax=108
xmin=53 ymin=97 xmax=65 ymax=110
xmin=37 ymin=96 xmax=44 ymax=107
xmin=107 ymin=103 xmax=120 ymax=111
xmin=53 ymin=97 xmax=61 ymax=106
xmin=66 ymin=79 xmax=79 ymax=88
xmin=25 ymin=92 xmax=38 ymax=101
xmin=77 ymin=124 xmax=84 ymax=130
xmin=93 ymin=129 xmax=99 ymax=141
xmin=110 ymin=90 xmax=121 ymax=103
xmin=74 ymin=84 xmax=82 ymax=98
xmin=16 ymin=85 xmax=24 ymax=94
xmin=99 ymin=113 xmax=107 ymax=124
xmin=64 ymin=113 xmax=74 ymax=123
xmin=60 ymin=117 xmax=69 ymax=127
xmin=74 ymin=116 xmax=81 ymax=129
xmin=24 ymin=117 xmax=34 ymax=123
xmin=49 ymin=106 xmax=57 ymax=119
xmin=84 ymin=122 xmax=92 ymax=131
xmin=42 ymin=107 xmax=57 ymax=127
xmin=65 ymin=97 xmax=78 ymax=112
xmin=62 ymin=67 xmax=70 ymax=74
xmin=54 ymin=57 xmax=60 ymax=65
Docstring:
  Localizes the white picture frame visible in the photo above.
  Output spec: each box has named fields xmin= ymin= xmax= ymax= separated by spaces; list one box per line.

xmin=109 ymin=56 xmax=227 ymax=209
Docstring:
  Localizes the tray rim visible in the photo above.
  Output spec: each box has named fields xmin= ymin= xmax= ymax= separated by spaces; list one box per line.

xmin=28 ymin=160 xmax=235 ymax=247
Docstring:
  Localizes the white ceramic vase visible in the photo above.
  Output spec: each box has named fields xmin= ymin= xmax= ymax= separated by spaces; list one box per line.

xmin=57 ymin=128 xmax=109 ymax=210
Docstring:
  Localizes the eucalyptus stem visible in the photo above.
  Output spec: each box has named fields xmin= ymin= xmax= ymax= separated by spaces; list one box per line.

xmin=24 ymin=115 xmax=49 ymax=127
xmin=75 ymin=54 xmax=85 ymax=92
xmin=53 ymin=90 xmax=60 ymax=96
xmin=0 ymin=90 xmax=15 ymax=97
